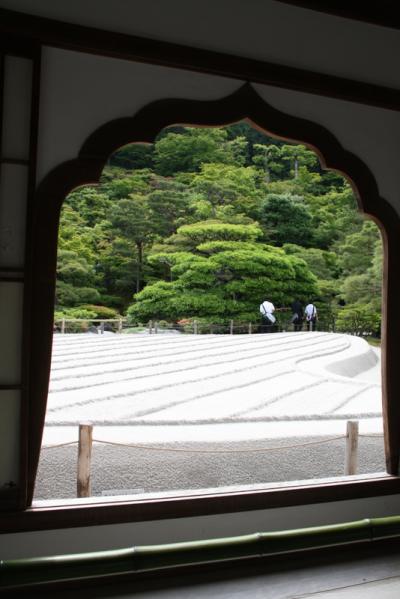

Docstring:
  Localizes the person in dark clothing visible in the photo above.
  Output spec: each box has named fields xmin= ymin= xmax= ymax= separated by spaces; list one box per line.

xmin=291 ymin=299 xmax=303 ymax=332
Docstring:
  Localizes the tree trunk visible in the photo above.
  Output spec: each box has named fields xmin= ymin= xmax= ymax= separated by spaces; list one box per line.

xmin=294 ymin=156 xmax=299 ymax=179
xmin=136 ymin=242 xmax=143 ymax=293
xmin=264 ymin=154 xmax=270 ymax=183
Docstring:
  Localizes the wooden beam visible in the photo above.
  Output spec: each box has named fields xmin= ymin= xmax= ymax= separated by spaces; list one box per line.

xmin=276 ymin=1 xmax=400 ymax=31
xmin=2 ymin=476 xmax=400 ymax=534
xmin=1 ymin=8 xmax=400 ymax=112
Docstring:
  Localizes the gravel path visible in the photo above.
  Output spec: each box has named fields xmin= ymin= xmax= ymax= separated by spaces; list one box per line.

xmin=35 ymin=436 xmax=385 ymax=500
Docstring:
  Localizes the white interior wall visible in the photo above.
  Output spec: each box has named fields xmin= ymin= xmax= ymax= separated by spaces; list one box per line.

xmin=37 ymin=48 xmax=240 ymax=183
xmin=255 ymin=85 xmax=400 ymax=208
xmin=1 ymin=0 xmax=400 ymax=89
xmin=37 ymin=48 xmax=400 ymax=211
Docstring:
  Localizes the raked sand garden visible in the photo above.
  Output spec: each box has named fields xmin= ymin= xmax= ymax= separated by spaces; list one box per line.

xmin=35 ymin=331 xmax=384 ymax=500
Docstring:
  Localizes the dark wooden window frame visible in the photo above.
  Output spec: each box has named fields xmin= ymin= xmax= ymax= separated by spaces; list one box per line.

xmin=0 ymin=9 xmax=399 ymax=532
xmin=0 ymin=40 xmax=41 ymax=512
xmin=4 ymin=83 xmax=398 ymax=533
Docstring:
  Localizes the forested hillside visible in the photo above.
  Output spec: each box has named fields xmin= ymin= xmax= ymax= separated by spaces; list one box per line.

xmin=56 ymin=123 xmax=382 ymax=334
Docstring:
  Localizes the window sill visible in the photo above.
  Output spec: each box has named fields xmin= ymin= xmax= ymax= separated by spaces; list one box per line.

xmin=1 ymin=473 xmax=399 ymax=534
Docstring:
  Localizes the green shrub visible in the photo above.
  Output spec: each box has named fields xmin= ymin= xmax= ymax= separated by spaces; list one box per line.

xmin=336 ymin=304 xmax=380 ymax=337
xmin=80 ymin=305 xmax=120 ymax=319
xmin=54 ymin=307 xmax=98 ymax=333
xmin=121 ymin=326 xmax=147 ymax=334
xmin=98 ymin=294 xmax=125 ymax=309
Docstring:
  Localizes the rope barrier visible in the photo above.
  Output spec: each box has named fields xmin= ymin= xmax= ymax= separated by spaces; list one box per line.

xmin=42 ymin=441 xmax=79 ymax=449
xmin=91 ymin=435 xmax=349 ymax=453
xmin=41 ymin=433 xmax=383 ymax=452
xmin=54 ymin=317 xmax=338 ymax=335
xmin=42 ymin=433 xmax=383 ymax=453
xmin=42 ymin=435 xmax=349 ymax=453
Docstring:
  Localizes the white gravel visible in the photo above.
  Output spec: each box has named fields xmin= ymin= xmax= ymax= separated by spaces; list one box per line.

xmin=43 ymin=332 xmax=382 ymax=444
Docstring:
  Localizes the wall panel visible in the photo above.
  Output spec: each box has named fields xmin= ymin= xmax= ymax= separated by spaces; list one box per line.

xmin=1 ymin=56 xmax=32 ymax=160
xmin=0 ymin=48 xmax=38 ymax=509
xmin=0 ymin=282 xmax=23 ymax=384
xmin=0 ymin=390 xmax=20 ymax=488
xmin=0 ymin=164 xmax=29 ymax=267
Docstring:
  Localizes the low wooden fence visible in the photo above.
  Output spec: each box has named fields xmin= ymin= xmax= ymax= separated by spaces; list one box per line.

xmin=42 ymin=420 xmax=371 ymax=498
xmin=54 ymin=317 xmax=333 ymax=335
xmin=55 ymin=318 xmax=124 ymax=334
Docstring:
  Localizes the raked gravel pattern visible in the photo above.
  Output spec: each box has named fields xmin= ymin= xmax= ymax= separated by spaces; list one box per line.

xmin=46 ymin=332 xmax=382 ymax=427
xmin=35 ymin=332 xmax=383 ymax=500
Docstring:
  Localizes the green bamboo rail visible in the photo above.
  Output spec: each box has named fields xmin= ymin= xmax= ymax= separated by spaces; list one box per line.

xmin=1 ymin=516 xmax=400 ymax=590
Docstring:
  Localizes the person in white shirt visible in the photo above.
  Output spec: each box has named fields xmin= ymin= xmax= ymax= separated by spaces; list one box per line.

xmin=260 ymin=299 xmax=276 ymax=332
xmin=304 ymin=302 xmax=317 ymax=331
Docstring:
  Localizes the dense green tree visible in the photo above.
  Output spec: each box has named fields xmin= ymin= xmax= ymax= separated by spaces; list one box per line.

xmin=341 ymin=274 xmax=374 ymax=305
xmin=279 ymin=145 xmax=320 ymax=179
xmin=187 ymin=162 xmax=264 ymax=218
xmin=225 ymin=122 xmax=281 ymax=165
xmin=306 ymin=186 xmax=362 ymax=249
xmin=64 ymin=187 xmax=110 ymax=228
xmin=146 ymin=187 xmax=191 ymax=237
xmin=177 ymin=221 xmax=263 ymax=245
xmin=252 ymin=143 xmax=321 ymax=182
xmin=56 ymin=205 xmax=100 ymax=309
xmin=283 ymin=244 xmax=339 ymax=280
xmin=56 ymin=123 xmax=383 ymax=332
xmin=259 ymin=194 xmax=314 ymax=247
xmin=100 ymin=168 xmax=153 ymax=199
xmin=153 ymin=128 xmax=245 ymax=176
xmin=110 ymin=194 xmax=156 ymax=293
xmin=252 ymin=144 xmax=283 ymax=181
xmin=127 ymin=222 xmax=318 ymax=323
xmin=338 ymin=220 xmax=381 ymax=275
xmin=110 ymin=144 xmax=154 ymax=170
xmin=337 ymin=231 xmax=382 ymax=335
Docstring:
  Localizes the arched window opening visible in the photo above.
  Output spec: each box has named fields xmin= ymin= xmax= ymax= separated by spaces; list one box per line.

xmin=34 ymin=121 xmax=384 ymax=502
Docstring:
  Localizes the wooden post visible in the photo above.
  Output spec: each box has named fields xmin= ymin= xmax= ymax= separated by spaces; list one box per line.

xmin=248 ymin=322 xmax=252 ymax=334
xmin=118 ymin=318 xmax=123 ymax=333
xmin=149 ymin=320 xmax=153 ymax=334
xmin=194 ymin=320 xmax=198 ymax=335
xmin=154 ymin=321 xmax=158 ymax=334
xmin=100 ymin=322 xmax=104 ymax=335
xmin=230 ymin=320 xmax=233 ymax=335
xmin=345 ymin=420 xmax=359 ymax=476
xmin=77 ymin=423 xmax=93 ymax=498
xmin=61 ymin=318 xmax=65 ymax=334
xmin=210 ymin=324 xmax=214 ymax=334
